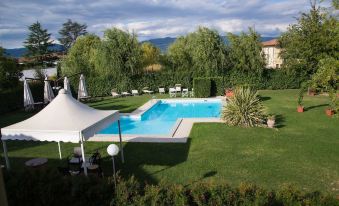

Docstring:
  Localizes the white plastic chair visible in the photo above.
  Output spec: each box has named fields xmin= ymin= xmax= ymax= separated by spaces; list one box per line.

xmin=175 ymin=84 xmax=181 ymax=93
xmin=132 ymin=90 xmax=139 ymax=96
xmin=182 ymin=88 xmax=189 ymax=97
xmin=189 ymin=88 xmax=194 ymax=97
xmin=159 ymin=87 xmax=165 ymax=94
xmin=169 ymin=88 xmax=176 ymax=98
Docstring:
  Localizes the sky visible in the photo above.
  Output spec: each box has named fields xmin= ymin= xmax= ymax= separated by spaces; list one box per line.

xmin=0 ymin=0 xmax=323 ymax=49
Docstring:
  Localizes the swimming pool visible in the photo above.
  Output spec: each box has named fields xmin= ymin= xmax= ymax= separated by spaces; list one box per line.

xmin=99 ymin=99 xmax=222 ymax=135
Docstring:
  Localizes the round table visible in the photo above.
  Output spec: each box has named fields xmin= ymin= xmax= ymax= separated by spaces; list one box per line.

xmin=25 ymin=158 xmax=48 ymax=167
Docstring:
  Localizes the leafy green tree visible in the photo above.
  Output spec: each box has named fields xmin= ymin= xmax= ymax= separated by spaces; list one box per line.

xmin=94 ymin=28 xmax=142 ymax=78
xmin=279 ymin=2 xmax=338 ymax=76
xmin=167 ymin=36 xmax=192 ymax=71
xmin=141 ymin=42 xmax=160 ymax=69
xmin=24 ymin=21 xmax=53 ymax=57
xmin=167 ymin=27 xmax=227 ymax=77
xmin=58 ymin=19 xmax=87 ymax=50
xmin=227 ymin=28 xmax=265 ymax=73
xmin=0 ymin=47 xmax=21 ymax=90
xmin=61 ymin=34 xmax=101 ymax=77
xmin=309 ymin=57 xmax=338 ymax=110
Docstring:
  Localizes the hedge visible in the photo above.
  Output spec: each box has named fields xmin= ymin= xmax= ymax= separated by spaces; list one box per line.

xmin=0 ymin=82 xmax=44 ymax=114
xmin=4 ymin=169 xmax=339 ymax=206
xmin=193 ymin=77 xmax=211 ymax=97
xmin=84 ymin=69 xmax=306 ymax=97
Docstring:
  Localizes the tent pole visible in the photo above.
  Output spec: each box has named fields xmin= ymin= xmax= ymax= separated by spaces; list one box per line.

xmin=58 ymin=141 xmax=62 ymax=159
xmin=2 ymin=141 xmax=10 ymax=170
xmin=118 ymin=120 xmax=124 ymax=163
xmin=80 ymin=137 xmax=87 ymax=176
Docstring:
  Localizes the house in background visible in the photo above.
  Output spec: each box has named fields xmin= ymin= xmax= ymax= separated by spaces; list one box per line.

xmin=262 ymin=39 xmax=283 ymax=69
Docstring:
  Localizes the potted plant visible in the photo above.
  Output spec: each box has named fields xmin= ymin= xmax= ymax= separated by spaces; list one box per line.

xmin=297 ymin=88 xmax=304 ymax=113
xmin=225 ymin=88 xmax=234 ymax=98
xmin=267 ymin=115 xmax=275 ymax=128
xmin=325 ymin=90 xmax=337 ymax=117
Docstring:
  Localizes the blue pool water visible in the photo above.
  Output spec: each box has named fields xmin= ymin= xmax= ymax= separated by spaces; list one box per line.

xmin=99 ymin=100 xmax=221 ymax=135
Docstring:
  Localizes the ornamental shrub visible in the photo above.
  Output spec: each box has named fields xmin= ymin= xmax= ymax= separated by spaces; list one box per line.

xmin=193 ymin=77 xmax=211 ymax=97
xmin=4 ymin=170 xmax=339 ymax=206
xmin=210 ymin=77 xmax=224 ymax=96
xmin=222 ymin=86 xmax=266 ymax=127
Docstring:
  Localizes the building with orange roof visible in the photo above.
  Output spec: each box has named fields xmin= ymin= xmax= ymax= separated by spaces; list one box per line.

xmin=262 ymin=39 xmax=283 ymax=69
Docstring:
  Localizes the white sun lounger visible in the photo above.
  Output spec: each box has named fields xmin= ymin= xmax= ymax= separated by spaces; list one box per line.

xmin=169 ymin=88 xmax=176 ymax=98
xmin=111 ymin=91 xmax=121 ymax=98
xmin=182 ymin=88 xmax=189 ymax=97
xmin=122 ymin=91 xmax=131 ymax=96
xmin=132 ymin=90 xmax=139 ymax=96
xmin=142 ymin=87 xmax=154 ymax=94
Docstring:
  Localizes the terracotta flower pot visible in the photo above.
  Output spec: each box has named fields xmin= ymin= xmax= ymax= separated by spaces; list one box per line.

xmin=225 ymin=90 xmax=234 ymax=97
xmin=297 ymin=106 xmax=304 ymax=113
xmin=267 ymin=119 xmax=275 ymax=128
xmin=325 ymin=108 xmax=334 ymax=116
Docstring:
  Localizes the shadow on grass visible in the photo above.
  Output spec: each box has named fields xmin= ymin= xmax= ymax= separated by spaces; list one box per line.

xmin=305 ymin=104 xmax=328 ymax=111
xmin=259 ymin=96 xmax=271 ymax=101
xmin=111 ymin=139 xmax=192 ymax=184
xmin=2 ymin=139 xmax=192 ymax=185
xmin=275 ymin=114 xmax=285 ymax=128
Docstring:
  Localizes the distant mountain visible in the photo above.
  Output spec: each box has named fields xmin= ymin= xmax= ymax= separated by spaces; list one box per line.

xmin=4 ymin=37 xmax=277 ymax=57
xmin=4 ymin=44 xmax=65 ymax=58
xmin=144 ymin=36 xmax=278 ymax=52
xmin=142 ymin=37 xmax=177 ymax=52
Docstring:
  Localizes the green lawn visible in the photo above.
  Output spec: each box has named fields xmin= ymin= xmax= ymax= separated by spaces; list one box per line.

xmin=0 ymin=90 xmax=338 ymax=194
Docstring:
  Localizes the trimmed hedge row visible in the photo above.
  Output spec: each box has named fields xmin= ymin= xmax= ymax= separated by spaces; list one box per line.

xmin=0 ymin=82 xmax=44 ymax=114
xmin=193 ymin=77 xmax=211 ymax=97
xmin=4 ymin=169 xmax=339 ymax=206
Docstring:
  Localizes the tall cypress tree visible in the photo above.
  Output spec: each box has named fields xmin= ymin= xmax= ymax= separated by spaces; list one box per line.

xmin=24 ymin=21 xmax=53 ymax=57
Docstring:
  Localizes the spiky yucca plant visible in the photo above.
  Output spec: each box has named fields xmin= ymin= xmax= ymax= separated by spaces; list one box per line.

xmin=222 ymin=86 xmax=265 ymax=127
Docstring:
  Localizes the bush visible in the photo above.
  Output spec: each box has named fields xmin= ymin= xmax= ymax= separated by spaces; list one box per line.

xmin=222 ymin=86 xmax=266 ymax=127
xmin=193 ymin=77 xmax=211 ymax=97
xmin=5 ymin=170 xmax=338 ymax=206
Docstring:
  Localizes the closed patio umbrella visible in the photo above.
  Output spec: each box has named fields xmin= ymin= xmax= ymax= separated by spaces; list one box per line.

xmin=78 ymin=74 xmax=88 ymax=100
xmin=44 ymin=76 xmax=54 ymax=103
xmin=23 ymin=78 xmax=34 ymax=111
xmin=64 ymin=77 xmax=72 ymax=96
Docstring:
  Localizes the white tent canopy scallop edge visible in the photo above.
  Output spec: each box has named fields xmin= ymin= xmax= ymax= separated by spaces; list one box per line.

xmin=1 ymin=89 xmax=123 ymax=175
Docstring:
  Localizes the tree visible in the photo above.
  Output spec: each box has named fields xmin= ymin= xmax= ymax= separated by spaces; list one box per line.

xmin=279 ymin=2 xmax=338 ymax=76
xmin=94 ymin=28 xmax=142 ymax=78
xmin=58 ymin=19 xmax=87 ymax=50
xmin=141 ymin=42 xmax=160 ymax=69
xmin=227 ymin=28 xmax=266 ymax=73
xmin=24 ymin=21 xmax=53 ymax=57
xmin=0 ymin=47 xmax=21 ymax=90
xmin=167 ymin=27 xmax=227 ymax=77
xmin=62 ymin=34 xmax=101 ymax=77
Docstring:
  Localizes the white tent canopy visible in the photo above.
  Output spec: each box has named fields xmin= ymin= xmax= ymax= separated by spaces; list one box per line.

xmin=1 ymin=89 xmax=123 ymax=175
xmin=64 ymin=77 xmax=72 ymax=96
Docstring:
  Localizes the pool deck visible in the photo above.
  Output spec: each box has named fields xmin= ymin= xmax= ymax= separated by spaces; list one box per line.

xmin=88 ymin=97 xmax=226 ymax=143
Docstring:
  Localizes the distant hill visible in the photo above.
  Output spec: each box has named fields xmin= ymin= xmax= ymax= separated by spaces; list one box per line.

xmin=4 ymin=37 xmax=277 ymax=57
xmin=143 ymin=36 xmax=278 ymax=52
xmin=4 ymin=44 xmax=65 ymax=58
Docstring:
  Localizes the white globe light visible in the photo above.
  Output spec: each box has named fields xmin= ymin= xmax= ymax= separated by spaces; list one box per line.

xmin=107 ymin=144 xmax=119 ymax=156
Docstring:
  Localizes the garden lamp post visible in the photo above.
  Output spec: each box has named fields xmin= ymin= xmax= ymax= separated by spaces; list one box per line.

xmin=107 ymin=144 xmax=119 ymax=189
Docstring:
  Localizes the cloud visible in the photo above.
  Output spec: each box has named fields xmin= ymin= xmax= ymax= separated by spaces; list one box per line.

xmin=0 ymin=0 xmax=324 ymax=48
